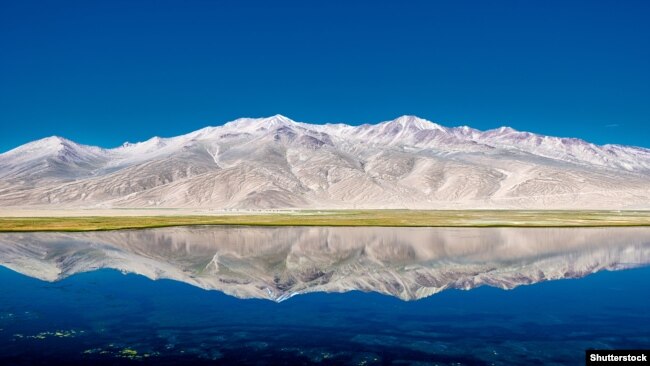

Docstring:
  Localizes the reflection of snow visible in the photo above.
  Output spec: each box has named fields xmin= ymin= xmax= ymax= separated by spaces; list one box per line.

xmin=1 ymin=226 xmax=649 ymax=302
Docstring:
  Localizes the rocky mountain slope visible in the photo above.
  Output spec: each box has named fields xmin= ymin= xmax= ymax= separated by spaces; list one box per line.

xmin=1 ymin=115 xmax=649 ymax=209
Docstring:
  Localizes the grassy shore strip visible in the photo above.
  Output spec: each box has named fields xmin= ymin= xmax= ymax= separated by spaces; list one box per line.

xmin=1 ymin=210 xmax=650 ymax=232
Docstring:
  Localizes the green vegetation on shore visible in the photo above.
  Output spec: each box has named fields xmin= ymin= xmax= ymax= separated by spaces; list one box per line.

xmin=1 ymin=210 xmax=650 ymax=232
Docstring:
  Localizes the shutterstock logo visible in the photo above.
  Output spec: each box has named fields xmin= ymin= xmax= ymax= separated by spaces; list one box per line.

xmin=586 ymin=350 xmax=649 ymax=365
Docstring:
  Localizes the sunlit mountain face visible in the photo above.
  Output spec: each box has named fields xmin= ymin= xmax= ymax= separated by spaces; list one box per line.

xmin=1 ymin=115 xmax=650 ymax=210
xmin=2 ymin=226 xmax=649 ymax=301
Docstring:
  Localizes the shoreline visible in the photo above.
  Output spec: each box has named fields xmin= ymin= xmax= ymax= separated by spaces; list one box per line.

xmin=1 ymin=210 xmax=650 ymax=232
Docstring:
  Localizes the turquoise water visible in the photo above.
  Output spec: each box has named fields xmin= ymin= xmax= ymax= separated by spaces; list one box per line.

xmin=1 ymin=227 xmax=649 ymax=365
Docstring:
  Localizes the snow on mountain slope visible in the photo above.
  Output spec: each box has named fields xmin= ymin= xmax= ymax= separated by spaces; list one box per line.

xmin=0 ymin=136 xmax=110 ymax=193
xmin=1 ymin=115 xmax=649 ymax=209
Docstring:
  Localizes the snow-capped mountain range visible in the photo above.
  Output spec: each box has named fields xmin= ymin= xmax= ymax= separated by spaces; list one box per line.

xmin=1 ymin=226 xmax=649 ymax=301
xmin=1 ymin=115 xmax=649 ymax=209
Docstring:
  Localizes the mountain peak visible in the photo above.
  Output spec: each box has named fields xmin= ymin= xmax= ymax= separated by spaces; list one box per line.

xmin=260 ymin=114 xmax=295 ymax=126
xmin=492 ymin=126 xmax=517 ymax=134
xmin=268 ymin=114 xmax=292 ymax=121
xmin=42 ymin=135 xmax=66 ymax=143
xmin=390 ymin=116 xmax=446 ymax=131
xmin=40 ymin=135 xmax=72 ymax=146
xmin=223 ymin=115 xmax=297 ymax=132
xmin=5 ymin=136 xmax=74 ymax=155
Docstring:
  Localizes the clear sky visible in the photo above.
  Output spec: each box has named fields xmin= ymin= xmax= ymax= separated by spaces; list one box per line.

xmin=1 ymin=0 xmax=649 ymax=152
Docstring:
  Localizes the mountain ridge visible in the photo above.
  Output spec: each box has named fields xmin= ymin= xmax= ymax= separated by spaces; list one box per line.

xmin=5 ymin=114 xmax=648 ymax=153
xmin=1 ymin=115 xmax=649 ymax=209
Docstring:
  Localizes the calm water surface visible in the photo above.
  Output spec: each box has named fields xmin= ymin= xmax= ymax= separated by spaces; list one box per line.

xmin=0 ymin=226 xmax=649 ymax=365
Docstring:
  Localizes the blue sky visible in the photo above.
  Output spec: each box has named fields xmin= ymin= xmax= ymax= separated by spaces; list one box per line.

xmin=1 ymin=0 xmax=649 ymax=151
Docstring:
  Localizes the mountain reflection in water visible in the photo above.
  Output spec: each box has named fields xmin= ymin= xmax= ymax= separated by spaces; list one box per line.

xmin=1 ymin=226 xmax=649 ymax=301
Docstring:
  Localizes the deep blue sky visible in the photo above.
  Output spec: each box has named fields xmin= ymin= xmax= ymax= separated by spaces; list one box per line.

xmin=1 ymin=0 xmax=649 ymax=152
